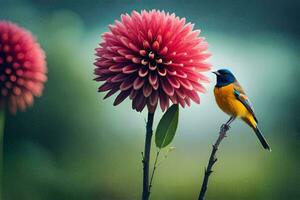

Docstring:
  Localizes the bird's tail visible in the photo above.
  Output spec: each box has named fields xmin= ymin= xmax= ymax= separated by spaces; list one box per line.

xmin=242 ymin=116 xmax=271 ymax=151
xmin=254 ymin=127 xmax=271 ymax=151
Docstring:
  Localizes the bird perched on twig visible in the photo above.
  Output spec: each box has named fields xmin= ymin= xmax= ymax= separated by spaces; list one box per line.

xmin=213 ymin=69 xmax=271 ymax=151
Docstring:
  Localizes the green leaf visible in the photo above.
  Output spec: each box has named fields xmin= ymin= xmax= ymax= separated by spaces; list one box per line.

xmin=155 ymin=104 xmax=179 ymax=148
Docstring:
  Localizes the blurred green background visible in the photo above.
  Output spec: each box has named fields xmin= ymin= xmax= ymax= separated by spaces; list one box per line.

xmin=0 ymin=0 xmax=299 ymax=199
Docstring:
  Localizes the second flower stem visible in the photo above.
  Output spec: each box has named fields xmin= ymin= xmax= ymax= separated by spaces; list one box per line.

xmin=142 ymin=111 xmax=155 ymax=200
xmin=0 ymin=109 xmax=5 ymax=199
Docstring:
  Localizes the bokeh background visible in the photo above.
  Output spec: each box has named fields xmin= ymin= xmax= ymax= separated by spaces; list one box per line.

xmin=0 ymin=0 xmax=299 ymax=199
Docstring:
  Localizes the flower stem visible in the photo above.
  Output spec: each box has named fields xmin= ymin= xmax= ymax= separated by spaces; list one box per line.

xmin=142 ymin=111 xmax=155 ymax=200
xmin=198 ymin=121 xmax=232 ymax=200
xmin=0 ymin=109 xmax=5 ymax=199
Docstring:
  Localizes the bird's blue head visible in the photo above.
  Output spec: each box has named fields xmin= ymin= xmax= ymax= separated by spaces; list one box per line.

xmin=213 ymin=69 xmax=236 ymax=87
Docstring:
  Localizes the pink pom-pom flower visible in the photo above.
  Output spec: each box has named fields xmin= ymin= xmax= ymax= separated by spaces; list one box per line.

xmin=94 ymin=10 xmax=211 ymax=112
xmin=0 ymin=21 xmax=47 ymax=114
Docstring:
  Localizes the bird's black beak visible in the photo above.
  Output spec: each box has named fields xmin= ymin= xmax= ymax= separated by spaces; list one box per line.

xmin=212 ymin=71 xmax=221 ymax=76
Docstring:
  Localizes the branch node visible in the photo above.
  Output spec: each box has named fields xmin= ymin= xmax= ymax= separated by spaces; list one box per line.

xmin=141 ymin=152 xmax=145 ymax=162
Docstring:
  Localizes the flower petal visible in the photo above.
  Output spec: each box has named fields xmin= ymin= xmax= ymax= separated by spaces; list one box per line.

xmin=161 ymin=78 xmax=174 ymax=96
xmin=166 ymin=76 xmax=180 ymax=89
xmin=191 ymin=82 xmax=206 ymax=93
xmin=184 ymin=97 xmax=190 ymax=106
xmin=149 ymin=72 xmax=158 ymax=86
xmin=169 ymin=94 xmax=178 ymax=104
xmin=113 ymin=90 xmax=130 ymax=106
xmin=98 ymin=82 xmax=114 ymax=92
xmin=149 ymin=90 xmax=158 ymax=106
xmin=143 ymin=82 xmax=152 ymax=97
xmin=178 ymin=78 xmax=193 ymax=90
xmin=111 ymin=73 xmax=127 ymax=82
xmin=158 ymin=68 xmax=167 ymax=76
xmin=133 ymin=76 xmax=145 ymax=90
xmin=178 ymin=97 xmax=186 ymax=108
xmin=138 ymin=67 xmax=149 ymax=77
xmin=132 ymin=92 xmax=146 ymax=112
xmin=186 ymin=90 xmax=200 ymax=104
xmin=120 ymin=77 xmax=134 ymax=91
xmin=122 ymin=65 xmax=139 ymax=74
xmin=175 ymin=87 xmax=186 ymax=99
xmin=104 ymin=87 xmax=119 ymax=99
xmin=159 ymin=91 xmax=169 ymax=112
xmin=109 ymin=64 xmax=123 ymax=72
xmin=129 ymin=89 xmax=138 ymax=99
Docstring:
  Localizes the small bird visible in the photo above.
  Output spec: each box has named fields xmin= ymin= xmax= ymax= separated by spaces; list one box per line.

xmin=213 ymin=69 xmax=271 ymax=151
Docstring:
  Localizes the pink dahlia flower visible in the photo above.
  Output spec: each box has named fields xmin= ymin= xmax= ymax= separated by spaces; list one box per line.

xmin=94 ymin=10 xmax=211 ymax=112
xmin=0 ymin=21 xmax=47 ymax=113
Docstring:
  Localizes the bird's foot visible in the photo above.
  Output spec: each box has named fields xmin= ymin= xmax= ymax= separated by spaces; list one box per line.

xmin=220 ymin=124 xmax=230 ymax=132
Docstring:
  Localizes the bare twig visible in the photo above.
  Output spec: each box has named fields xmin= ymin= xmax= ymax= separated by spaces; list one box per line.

xmin=149 ymin=146 xmax=175 ymax=194
xmin=198 ymin=118 xmax=234 ymax=200
xmin=149 ymin=150 xmax=160 ymax=191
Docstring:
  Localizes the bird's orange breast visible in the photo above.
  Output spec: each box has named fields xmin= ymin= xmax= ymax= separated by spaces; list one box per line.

xmin=214 ymin=84 xmax=249 ymax=117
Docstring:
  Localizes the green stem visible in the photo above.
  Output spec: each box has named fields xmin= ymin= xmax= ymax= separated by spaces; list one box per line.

xmin=0 ymin=109 xmax=5 ymax=199
xmin=142 ymin=111 xmax=154 ymax=200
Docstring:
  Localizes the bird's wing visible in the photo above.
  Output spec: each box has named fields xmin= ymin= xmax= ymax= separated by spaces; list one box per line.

xmin=233 ymin=81 xmax=258 ymax=122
